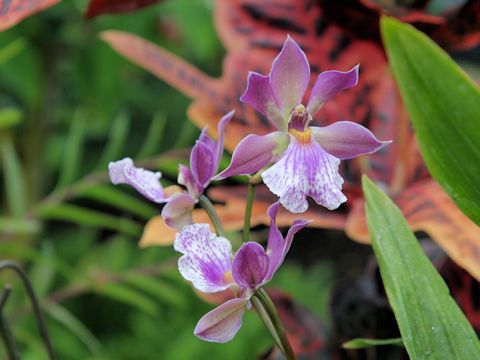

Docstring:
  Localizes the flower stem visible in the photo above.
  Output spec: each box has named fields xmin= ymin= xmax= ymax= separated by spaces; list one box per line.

xmin=253 ymin=288 xmax=296 ymax=360
xmin=242 ymin=182 xmax=256 ymax=242
xmin=198 ymin=195 xmax=226 ymax=237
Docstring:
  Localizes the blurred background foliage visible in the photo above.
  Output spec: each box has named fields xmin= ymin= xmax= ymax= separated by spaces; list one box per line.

xmin=0 ymin=1 xmax=341 ymax=359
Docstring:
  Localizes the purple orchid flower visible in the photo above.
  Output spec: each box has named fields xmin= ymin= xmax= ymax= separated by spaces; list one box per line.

xmin=174 ymin=202 xmax=310 ymax=343
xmin=108 ymin=111 xmax=234 ymax=229
xmin=215 ymin=36 xmax=391 ymax=213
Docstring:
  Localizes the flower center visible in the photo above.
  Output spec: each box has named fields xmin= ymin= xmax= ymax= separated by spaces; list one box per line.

xmin=288 ymin=104 xmax=312 ymax=132
xmin=223 ymin=270 xmax=234 ymax=284
xmin=289 ymin=127 xmax=311 ymax=144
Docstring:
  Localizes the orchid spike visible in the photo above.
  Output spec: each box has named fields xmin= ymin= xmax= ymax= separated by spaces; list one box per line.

xmin=174 ymin=202 xmax=310 ymax=343
xmin=216 ymin=36 xmax=391 ymax=213
xmin=108 ymin=111 xmax=234 ymax=230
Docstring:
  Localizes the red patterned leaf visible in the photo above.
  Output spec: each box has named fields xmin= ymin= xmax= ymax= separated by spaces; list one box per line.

xmin=86 ymin=0 xmax=161 ymax=18
xmin=0 ymin=0 xmax=59 ymax=31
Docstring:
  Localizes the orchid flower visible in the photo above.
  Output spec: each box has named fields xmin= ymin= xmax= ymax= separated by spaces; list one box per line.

xmin=216 ymin=36 xmax=391 ymax=213
xmin=174 ymin=202 xmax=309 ymax=343
xmin=109 ymin=111 xmax=234 ymax=229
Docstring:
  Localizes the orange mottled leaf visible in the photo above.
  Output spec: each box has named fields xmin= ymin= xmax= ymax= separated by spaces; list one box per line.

xmin=0 ymin=0 xmax=59 ymax=31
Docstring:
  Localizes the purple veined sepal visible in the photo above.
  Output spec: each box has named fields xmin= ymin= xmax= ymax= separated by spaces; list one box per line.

xmin=194 ymin=297 xmax=249 ymax=343
xmin=161 ymin=192 xmax=196 ymax=230
xmin=263 ymin=202 xmax=310 ymax=283
xmin=108 ymin=157 xmax=168 ymax=203
xmin=306 ymin=65 xmax=359 ymax=116
xmin=174 ymin=224 xmax=234 ymax=293
xmin=189 ymin=110 xmax=235 ymax=191
xmin=311 ymin=121 xmax=392 ymax=160
xmin=232 ymin=242 xmax=270 ymax=289
xmin=270 ymin=35 xmax=310 ymax=118
xmin=262 ymin=136 xmax=347 ymax=213
xmin=214 ymin=131 xmax=289 ymax=180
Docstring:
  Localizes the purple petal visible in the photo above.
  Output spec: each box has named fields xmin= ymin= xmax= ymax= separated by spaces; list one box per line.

xmin=270 ymin=36 xmax=310 ymax=117
xmin=232 ymin=242 xmax=269 ymax=289
xmin=108 ymin=157 xmax=167 ymax=203
xmin=198 ymin=128 xmax=216 ymax=150
xmin=190 ymin=140 xmax=215 ymax=188
xmin=161 ymin=192 xmax=196 ymax=230
xmin=174 ymin=224 xmax=233 ymax=293
xmin=240 ymin=72 xmax=285 ymax=130
xmin=194 ymin=297 xmax=248 ymax=343
xmin=306 ymin=65 xmax=359 ymax=115
xmin=262 ymin=134 xmax=346 ymax=213
xmin=178 ymin=164 xmax=202 ymax=198
xmin=213 ymin=110 xmax=235 ymax=169
xmin=264 ymin=202 xmax=309 ymax=282
xmin=214 ymin=131 xmax=288 ymax=180
xmin=312 ymin=122 xmax=391 ymax=160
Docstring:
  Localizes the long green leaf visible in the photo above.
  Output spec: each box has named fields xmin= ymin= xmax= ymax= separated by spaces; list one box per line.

xmin=76 ymin=184 xmax=157 ymax=220
xmin=136 ymin=112 xmax=167 ymax=159
xmin=46 ymin=303 xmax=102 ymax=355
xmin=36 ymin=204 xmax=142 ymax=236
xmin=56 ymin=111 xmax=85 ymax=189
xmin=0 ymin=108 xmax=22 ymax=131
xmin=1 ymin=134 xmax=27 ymax=216
xmin=96 ymin=111 xmax=130 ymax=170
xmin=381 ymin=17 xmax=480 ymax=225
xmin=96 ymin=283 xmax=158 ymax=316
xmin=342 ymin=337 xmax=403 ymax=349
xmin=362 ymin=175 xmax=480 ymax=359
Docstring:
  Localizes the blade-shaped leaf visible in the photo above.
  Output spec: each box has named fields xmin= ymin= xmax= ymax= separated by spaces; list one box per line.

xmin=0 ymin=108 xmax=22 ymax=131
xmin=381 ymin=17 xmax=480 ymax=225
xmin=136 ymin=112 xmax=167 ymax=159
xmin=56 ymin=111 xmax=86 ymax=189
xmin=362 ymin=175 xmax=480 ymax=359
xmin=36 ymin=204 xmax=142 ymax=236
xmin=342 ymin=337 xmax=403 ymax=349
xmin=1 ymin=134 xmax=27 ymax=216
xmin=96 ymin=111 xmax=130 ymax=170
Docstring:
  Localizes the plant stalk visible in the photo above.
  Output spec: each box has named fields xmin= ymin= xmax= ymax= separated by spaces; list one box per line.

xmin=253 ymin=288 xmax=296 ymax=360
xmin=242 ymin=182 xmax=256 ymax=242
xmin=198 ymin=195 xmax=226 ymax=237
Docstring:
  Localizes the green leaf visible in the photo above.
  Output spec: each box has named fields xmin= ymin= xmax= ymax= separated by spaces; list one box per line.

xmin=362 ymin=175 xmax=480 ymax=359
xmin=342 ymin=337 xmax=403 ymax=349
xmin=0 ymin=108 xmax=22 ymax=131
xmin=1 ymin=134 xmax=27 ymax=217
xmin=56 ymin=111 xmax=86 ymax=189
xmin=123 ymin=273 xmax=187 ymax=309
xmin=136 ymin=112 xmax=168 ymax=159
xmin=381 ymin=17 xmax=480 ymax=225
xmin=0 ymin=217 xmax=40 ymax=235
xmin=0 ymin=39 xmax=27 ymax=65
xmin=76 ymin=184 xmax=157 ymax=220
xmin=96 ymin=111 xmax=130 ymax=170
xmin=46 ymin=303 xmax=102 ymax=355
xmin=36 ymin=204 xmax=142 ymax=236
xmin=96 ymin=283 xmax=158 ymax=316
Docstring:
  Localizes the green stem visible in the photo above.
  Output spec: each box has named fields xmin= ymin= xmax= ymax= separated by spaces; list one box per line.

xmin=198 ymin=195 xmax=226 ymax=237
xmin=253 ymin=288 xmax=296 ymax=360
xmin=242 ymin=182 xmax=256 ymax=242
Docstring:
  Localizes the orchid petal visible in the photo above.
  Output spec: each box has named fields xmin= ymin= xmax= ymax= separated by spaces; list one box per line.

xmin=311 ymin=121 xmax=391 ymax=160
xmin=214 ymin=110 xmax=235 ymax=167
xmin=191 ymin=140 xmax=215 ymax=188
xmin=240 ymin=72 xmax=285 ymax=130
xmin=232 ymin=242 xmax=269 ymax=289
xmin=306 ymin=65 xmax=359 ymax=115
xmin=161 ymin=192 xmax=196 ymax=230
xmin=178 ymin=164 xmax=201 ymax=198
xmin=264 ymin=202 xmax=310 ymax=282
xmin=198 ymin=128 xmax=215 ymax=150
xmin=194 ymin=297 xmax=248 ymax=343
xmin=270 ymin=36 xmax=310 ymax=117
xmin=214 ymin=131 xmax=288 ymax=180
xmin=262 ymin=136 xmax=347 ymax=213
xmin=108 ymin=157 xmax=166 ymax=203
xmin=174 ymin=224 xmax=233 ymax=293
